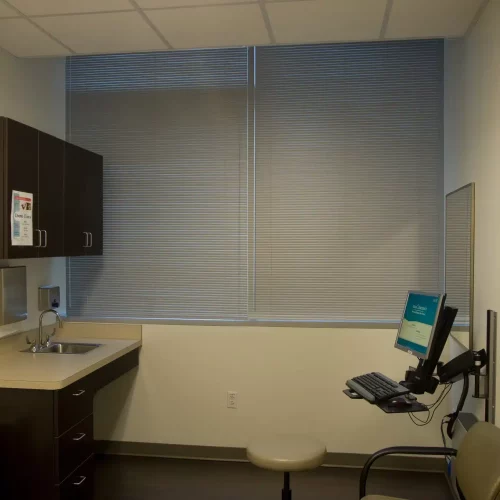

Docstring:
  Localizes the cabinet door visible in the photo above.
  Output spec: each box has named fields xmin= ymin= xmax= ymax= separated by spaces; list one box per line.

xmin=64 ymin=144 xmax=103 ymax=257
xmin=5 ymin=119 xmax=39 ymax=259
xmin=0 ymin=388 xmax=56 ymax=500
xmin=39 ymin=132 xmax=65 ymax=258
xmin=64 ymin=143 xmax=87 ymax=256
xmin=82 ymin=150 xmax=103 ymax=256
xmin=0 ymin=118 xmax=4 ymax=259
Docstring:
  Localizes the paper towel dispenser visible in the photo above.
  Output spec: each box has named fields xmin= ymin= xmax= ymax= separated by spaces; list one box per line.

xmin=0 ymin=266 xmax=27 ymax=326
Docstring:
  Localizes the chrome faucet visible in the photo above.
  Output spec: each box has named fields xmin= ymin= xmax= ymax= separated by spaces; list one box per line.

xmin=28 ymin=309 xmax=64 ymax=352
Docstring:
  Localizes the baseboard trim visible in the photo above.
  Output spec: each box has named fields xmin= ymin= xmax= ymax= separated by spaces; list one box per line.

xmin=95 ymin=441 xmax=446 ymax=473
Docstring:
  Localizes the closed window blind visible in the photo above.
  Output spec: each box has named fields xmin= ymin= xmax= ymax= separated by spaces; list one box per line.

xmin=445 ymin=185 xmax=474 ymax=325
xmin=253 ymin=41 xmax=444 ymax=322
xmin=66 ymin=49 xmax=249 ymax=320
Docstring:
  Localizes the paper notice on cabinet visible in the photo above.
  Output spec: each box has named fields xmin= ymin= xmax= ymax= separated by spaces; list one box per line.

xmin=11 ymin=191 xmax=33 ymax=246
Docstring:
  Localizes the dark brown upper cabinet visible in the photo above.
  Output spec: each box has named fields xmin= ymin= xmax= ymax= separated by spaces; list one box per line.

xmin=39 ymin=132 xmax=65 ymax=258
xmin=85 ymin=153 xmax=104 ymax=256
xmin=1 ymin=118 xmax=39 ymax=259
xmin=0 ymin=117 xmax=103 ymax=259
xmin=64 ymin=143 xmax=103 ymax=256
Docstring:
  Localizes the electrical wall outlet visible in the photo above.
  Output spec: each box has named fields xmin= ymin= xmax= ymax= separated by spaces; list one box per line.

xmin=227 ymin=391 xmax=238 ymax=409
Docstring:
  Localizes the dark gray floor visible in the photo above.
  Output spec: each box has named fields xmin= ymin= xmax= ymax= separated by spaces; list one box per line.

xmin=94 ymin=455 xmax=453 ymax=500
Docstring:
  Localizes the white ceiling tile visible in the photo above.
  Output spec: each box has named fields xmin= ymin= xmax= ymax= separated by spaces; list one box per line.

xmin=0 ymin=2 xmax=17 ymax=17
xmin=138 ymin=0 xmax=252 ymax=8
xmin=266 ymin=0 xmax=387 ymax=44
xmin=0 ymin=18 xmax=70 ymax=56
xmin=386 ymin=0 xmax=484 ymax=39
xmin=36 ymin=12 xmax=166 ymax=54
xmin=7 ymin=0 xmax=133 ymax=16
xmin=146 ymin=4 xmax=270 ymax=49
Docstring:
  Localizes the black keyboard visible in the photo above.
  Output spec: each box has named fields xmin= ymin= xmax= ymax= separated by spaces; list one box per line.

xmin=346 ymin=372 xmax=410 ymax=403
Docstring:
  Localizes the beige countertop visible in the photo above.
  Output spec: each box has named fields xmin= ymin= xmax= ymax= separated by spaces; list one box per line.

xmin=0 ymin=323 xmax=142 ymax=390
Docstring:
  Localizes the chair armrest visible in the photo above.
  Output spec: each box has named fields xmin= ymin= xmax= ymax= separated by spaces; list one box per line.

xmin=359 ymin=446 xmax=457 ymax=499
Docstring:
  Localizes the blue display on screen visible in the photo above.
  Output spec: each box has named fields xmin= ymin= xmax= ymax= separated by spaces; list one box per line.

xmin=397 ymin=292 xmax=440 ymax=356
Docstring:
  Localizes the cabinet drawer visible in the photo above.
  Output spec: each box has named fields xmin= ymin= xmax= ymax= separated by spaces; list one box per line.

xmin=55 ymin=377 xmax=93 ymax=436
xmin=56 ymin=414 xmax=93 ymax=483
xmin=58 ymin=456 xmax=94 ymax=500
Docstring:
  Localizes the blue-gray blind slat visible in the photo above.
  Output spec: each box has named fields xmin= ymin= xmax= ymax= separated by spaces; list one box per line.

xmin=445 ymin=185 xmax=473 ymax=325
xmin=66 ymin=49 xmax=248 ymax=320
xmin=254 ymin=40 xmax=444 ymax=322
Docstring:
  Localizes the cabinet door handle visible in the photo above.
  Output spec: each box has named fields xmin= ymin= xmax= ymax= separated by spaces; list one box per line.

xmin=89 ymin=232 xmax=93 ymax=248
xmin=83 ymin=232 xmax=89 ymax=248
xmin=72 ymin=389 xmax=86 ymax=397
xmin=35 ymin=229 xmax=42 ymax=248
xmin=73 ymin=432 xmax=86 ymax=441
xmin=72 ymin=476 xmax=87 ymax=486
xmin=42 ymin=230 xmax=48 ymax=248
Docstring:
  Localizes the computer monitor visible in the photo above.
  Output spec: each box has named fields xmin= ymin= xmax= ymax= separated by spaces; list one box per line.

xmin=394 ymin=291 xmax=445 ymax=360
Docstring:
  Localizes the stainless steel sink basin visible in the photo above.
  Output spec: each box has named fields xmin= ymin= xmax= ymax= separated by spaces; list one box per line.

xmin=22 ymin=342 xmax=101 ymax=354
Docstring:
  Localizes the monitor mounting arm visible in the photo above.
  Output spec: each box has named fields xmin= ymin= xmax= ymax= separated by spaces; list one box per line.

xmin=437 ymin=348 xmax=487 ymax=439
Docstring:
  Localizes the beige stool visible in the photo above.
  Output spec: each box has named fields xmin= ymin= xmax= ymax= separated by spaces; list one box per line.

xmin=247 ymin=434 xmax=326 ymax=500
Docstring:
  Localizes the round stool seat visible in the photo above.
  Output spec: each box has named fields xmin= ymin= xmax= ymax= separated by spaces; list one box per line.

xmin=247 ymin=434 xmax=326 ymax=472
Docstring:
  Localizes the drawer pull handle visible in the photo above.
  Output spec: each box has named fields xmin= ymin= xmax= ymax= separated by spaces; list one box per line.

xmin=72 ymin=389 xmax=86 ymax=397
xmin=73 ymin=433 xmax=86 ymax=441
xmin=73 ymin=476 xmax=87 ymax=486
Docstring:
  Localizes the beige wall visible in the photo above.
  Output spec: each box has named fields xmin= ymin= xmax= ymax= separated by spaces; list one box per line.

xmin=0 ymin=48 xmax=66 ymax=337
xmin=444 ymin=0 xmax=500 ymax=416
xmin=94 ymin=325 xmax=450 ymax=453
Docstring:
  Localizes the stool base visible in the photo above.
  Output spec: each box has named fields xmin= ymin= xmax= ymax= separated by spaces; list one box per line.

xmin=282 ymin=472 xmax=291 ymax=500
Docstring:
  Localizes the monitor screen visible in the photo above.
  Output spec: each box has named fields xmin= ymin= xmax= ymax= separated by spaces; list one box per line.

xmin=395 ymin=291 xmax=444 ymax=360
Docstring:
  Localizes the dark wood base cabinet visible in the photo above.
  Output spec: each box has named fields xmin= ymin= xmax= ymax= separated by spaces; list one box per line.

xmin=0 ymin=349 xmax=139 ymax=500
